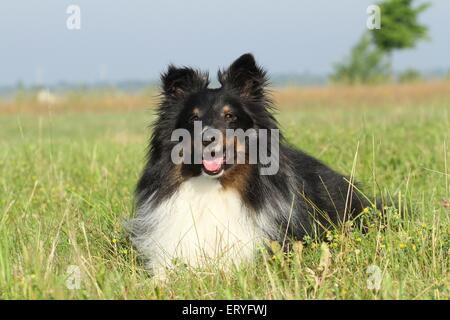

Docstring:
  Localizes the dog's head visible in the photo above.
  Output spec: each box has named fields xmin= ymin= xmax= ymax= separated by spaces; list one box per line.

xmin=156 ymin=53 xmax=276 ymax=179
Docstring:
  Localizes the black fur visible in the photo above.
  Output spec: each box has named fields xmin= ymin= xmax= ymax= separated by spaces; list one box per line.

xmin=134 ymin=53 xmax=369 ymax=244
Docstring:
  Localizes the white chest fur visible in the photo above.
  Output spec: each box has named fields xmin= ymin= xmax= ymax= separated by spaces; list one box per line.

xmin=134 ymin=177 xmax=266 ymax=274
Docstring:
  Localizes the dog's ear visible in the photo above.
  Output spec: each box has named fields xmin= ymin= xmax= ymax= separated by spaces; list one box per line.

xmin=218 ymin=53 xmax=268 ymax=98
xmin=161 ymin=65 xmax=209 ymax=99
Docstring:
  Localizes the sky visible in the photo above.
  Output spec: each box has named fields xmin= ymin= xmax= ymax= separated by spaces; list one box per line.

xmin=0 ymin=0 xmax=448 ymax=86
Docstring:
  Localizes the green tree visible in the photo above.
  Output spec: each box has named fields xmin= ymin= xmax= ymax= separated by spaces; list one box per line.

xmin=398 ymin=68 xmax=422 ymax=83
xmin=331 ymin=0 xmax=430 ymax=84
xmin=331 ymin=34 xmax=390 ymax=84
xmin=372 ymin=0 xmax=430 ymax=52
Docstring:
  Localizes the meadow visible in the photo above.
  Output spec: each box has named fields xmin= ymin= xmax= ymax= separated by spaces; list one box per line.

xmin=0 ymin=82 xmax=448 ymax=299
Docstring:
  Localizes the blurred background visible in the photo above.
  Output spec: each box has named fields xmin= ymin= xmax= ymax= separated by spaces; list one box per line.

xmin=0 ymin=1 xmax=449 ymax=300
xmin=0 ymin=0 xmax=449 ymax=97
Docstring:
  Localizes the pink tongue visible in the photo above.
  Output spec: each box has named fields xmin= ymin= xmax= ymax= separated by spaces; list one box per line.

xmin=202 ymin=157 xmax=224 ymax=172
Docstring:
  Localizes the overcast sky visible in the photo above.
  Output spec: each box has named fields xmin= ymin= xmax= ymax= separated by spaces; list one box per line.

xmin=0 ymin=0 xmax=448 ymax=86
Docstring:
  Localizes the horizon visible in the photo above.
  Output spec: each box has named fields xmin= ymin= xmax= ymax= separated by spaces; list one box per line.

xmin=0 ymin=0 xmax=449 ymax=87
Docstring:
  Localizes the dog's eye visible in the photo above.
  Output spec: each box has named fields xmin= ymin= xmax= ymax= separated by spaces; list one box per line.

xmin=224 ymin=113 xmax=236 ymax=121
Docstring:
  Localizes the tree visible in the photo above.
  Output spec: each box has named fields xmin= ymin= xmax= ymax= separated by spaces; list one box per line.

xmin=372 ymin=0 xmax=430 ymax=52
xmin=330 ymin=34 xmax=390 ymax=84
xmin=331 ymin=0 xmax=430 ymax=84
xmin=398 ymin=68 xmax=422 ymax=83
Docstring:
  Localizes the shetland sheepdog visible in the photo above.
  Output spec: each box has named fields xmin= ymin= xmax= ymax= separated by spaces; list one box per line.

xmin=128 ymin=53 xmax=369 ymax=276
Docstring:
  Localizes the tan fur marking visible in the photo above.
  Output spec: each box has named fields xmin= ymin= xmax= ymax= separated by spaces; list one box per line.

xmin=220 ymin=164 xmax=252 ymax=197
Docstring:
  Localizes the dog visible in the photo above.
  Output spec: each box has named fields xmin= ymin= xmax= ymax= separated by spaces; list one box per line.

xmin=128 ymin=53 xmax=369 ymax=276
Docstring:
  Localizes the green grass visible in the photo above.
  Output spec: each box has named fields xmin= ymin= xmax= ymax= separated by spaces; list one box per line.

xmin=0 ymin=102 xmax=448 ymax=299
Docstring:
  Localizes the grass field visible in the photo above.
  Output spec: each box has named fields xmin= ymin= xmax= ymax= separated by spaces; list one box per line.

xmin=0 ymin=83 xmax=449 ymax=299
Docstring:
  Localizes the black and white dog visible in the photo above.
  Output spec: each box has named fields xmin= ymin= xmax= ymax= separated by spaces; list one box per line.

xmin=128 ymin=54 xmax=368 ymax=276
